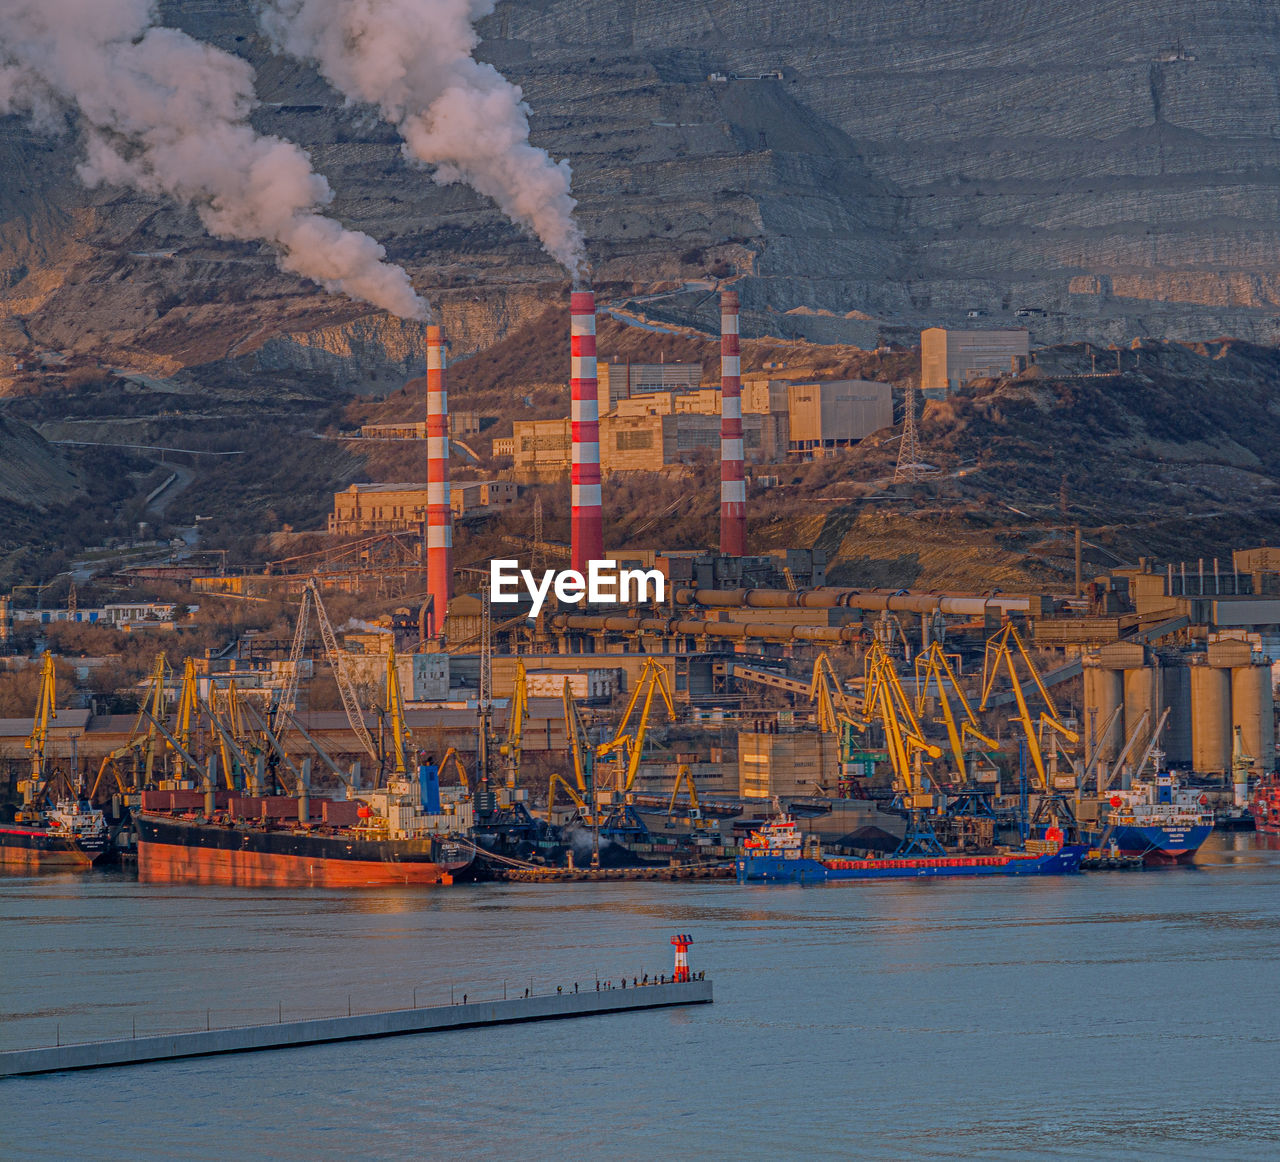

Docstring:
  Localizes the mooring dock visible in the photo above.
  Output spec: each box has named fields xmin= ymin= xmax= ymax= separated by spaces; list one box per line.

xmin=0 ymin=980 xmax=713 ymax=1078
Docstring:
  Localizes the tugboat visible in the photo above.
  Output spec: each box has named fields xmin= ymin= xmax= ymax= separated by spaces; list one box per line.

xmin=1096 ymin=766 xmax=1214 ymax=864
xmin=1249 ymin=775 xmax=1280 ymax=835
xmin=0 ymin=796 xmax=111 ymax=871
xmin=736 ymin=808 xmax=1086 ymax=884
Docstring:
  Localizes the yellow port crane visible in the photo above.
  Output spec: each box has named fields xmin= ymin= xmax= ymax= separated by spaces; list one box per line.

xmin=809 ymin=651 xmax=860 ymax=735
xmin=384 ymin=643 xmax=412 ymax=779
xmin=173 ymin=657 xmax=200 ymax=786
xmin=861 ymin=641 xmax=945 ymax=853
xmin=547 ymin=677 xmax=603 ymax=865
xmin=18 ymin=653 xmax=58 ymax=815
xmin=498 ymin=658 xmax=529 ymax=790
xmin=666 ymin=763 xmax=713 ymax=830
xmin=92 ymin=654 xmax=172 ymax=799
xmin=208 ymin=679 xmax=255 ymax=791
xmin=979 ymin=623 xmax=1080 ymax=835
xmin=596 ymin=657 xmax=676 ymax=797
xmin=913 ymin=642 xmax=1000 ymax=784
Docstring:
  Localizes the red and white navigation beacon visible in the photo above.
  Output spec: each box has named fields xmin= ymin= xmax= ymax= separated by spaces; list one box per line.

xmin=671 ymin=933 xmax=693 ymax=982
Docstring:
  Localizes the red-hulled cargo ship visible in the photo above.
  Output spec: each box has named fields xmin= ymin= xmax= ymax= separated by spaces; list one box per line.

xmin=137 ymin=778 xmax=474 ymax=888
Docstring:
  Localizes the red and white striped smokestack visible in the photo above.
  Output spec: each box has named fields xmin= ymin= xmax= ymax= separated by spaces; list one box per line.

xmin=719 ymin=289 xmax=746 ymax=556
xmin=570 ymin=289 xmax=603 ymax=572
xmin=425 ymin=324 xmax=452 ymax=638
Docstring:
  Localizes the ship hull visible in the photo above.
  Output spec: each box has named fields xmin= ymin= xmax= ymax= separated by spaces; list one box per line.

xmin=736 ymin=845 xmax=1087 ymax=884
xmin=138 ymin=814 xmax=470 ymax=888
xmin=1108 ymin=824 xmax=1212 ymax=864
xmin=0 ymin=826 xmax=95 ymax=871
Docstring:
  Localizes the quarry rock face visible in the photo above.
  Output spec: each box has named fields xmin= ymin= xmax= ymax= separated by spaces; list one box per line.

xmin=4 ymin=0 xmax=1280 ymax=388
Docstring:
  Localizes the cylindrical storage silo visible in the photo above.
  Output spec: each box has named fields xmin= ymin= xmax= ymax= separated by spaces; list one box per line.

xmin=1123 ymin=666 xmax=1158 ymax=757
xmin=1083 ymin=664 xmax=1123 ymax=763
xmin=1231 ymin=664 xmax=1275 ymax=774
xmin=1190 ymin=664 xmax=1232 ymax=774
xmin=1160 ymin=662 xmax=1192 ymax=767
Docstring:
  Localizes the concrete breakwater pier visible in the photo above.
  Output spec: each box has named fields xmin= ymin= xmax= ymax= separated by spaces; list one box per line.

xmin=0 ymin=980 xmax=713 ymax=1078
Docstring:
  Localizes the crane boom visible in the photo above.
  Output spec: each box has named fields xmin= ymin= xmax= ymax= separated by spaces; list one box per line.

xmin=298 ymin=578 xmax=377 ymax=762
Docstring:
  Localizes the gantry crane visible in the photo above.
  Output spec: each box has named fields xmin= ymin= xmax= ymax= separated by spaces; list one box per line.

xmin=979 ymin=623 xmax=1081 ymax=836
xmin=276 ymin=578 xmax=377 ymax=764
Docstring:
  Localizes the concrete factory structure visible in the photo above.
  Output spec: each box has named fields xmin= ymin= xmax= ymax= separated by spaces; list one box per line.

xmin=328 ymin=479 xmax=513 ymax=534
xmin=920 ymin=327 xmax=1030 ymax=396
xmin=1081 ymin=638 xmax=1273 ymax=777
xmin=785 ymin=379 xmax=893 ymax=458
xmin=512 ymin=380 xmax=885 ymax=476
xmin=597 ymin=359 xmax=702 ymax=415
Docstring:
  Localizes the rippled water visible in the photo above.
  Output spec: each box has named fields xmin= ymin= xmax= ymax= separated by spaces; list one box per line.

xmin=3 ymin=832 xmax=1280 ymax=1160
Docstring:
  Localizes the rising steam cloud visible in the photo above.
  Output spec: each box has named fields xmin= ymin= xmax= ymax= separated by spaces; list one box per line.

xmin=260 ymin=0 xmax=587 ymax=277
xmin=0 ymin=0 xmax=427 ymax=320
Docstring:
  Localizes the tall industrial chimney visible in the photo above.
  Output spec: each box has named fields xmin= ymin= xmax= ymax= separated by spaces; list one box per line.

xmin=570 ymin=289 xmax=603 ymax=572
xmin=719 ymin=289 xmax=746 ymax=556
xmin=425 ymin=324 xmax=452 ymax=638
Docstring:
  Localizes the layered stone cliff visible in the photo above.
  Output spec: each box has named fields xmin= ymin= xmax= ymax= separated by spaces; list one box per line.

xmin=5 ymin=0 xmax=1280 ymax=389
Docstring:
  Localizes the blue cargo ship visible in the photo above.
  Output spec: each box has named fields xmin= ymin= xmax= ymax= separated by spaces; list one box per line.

xmin=1089 ymin=772 xmax=1213 ymax=864
xmin=734 ymin=814 xmax=1087 ymax=883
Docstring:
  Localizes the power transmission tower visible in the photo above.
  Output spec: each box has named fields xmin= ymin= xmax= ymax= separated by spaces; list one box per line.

xmin=894 ymin=381 xmax=923 ymax=484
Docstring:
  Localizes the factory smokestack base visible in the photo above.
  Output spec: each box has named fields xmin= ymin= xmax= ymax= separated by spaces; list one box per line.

xmin=719 ymin=290 xmax=746 ymax=556
xmin=570 ymin=289 xmax=603 ymax=572
xmin=426 ymin=325 xmax=452 ymax=637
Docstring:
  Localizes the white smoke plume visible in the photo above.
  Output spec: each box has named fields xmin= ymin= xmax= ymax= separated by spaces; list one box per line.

xmin=259 ymin=0 xmax=586 ymax=277
xmin=0 ymin=0 xmax=427 ymax=320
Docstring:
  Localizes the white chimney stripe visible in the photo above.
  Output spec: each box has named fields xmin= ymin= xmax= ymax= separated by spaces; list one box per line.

xmin=721 ymin=481 xmax=747 ymax=503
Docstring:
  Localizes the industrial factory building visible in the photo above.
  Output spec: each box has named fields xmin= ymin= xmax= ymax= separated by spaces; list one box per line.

xmin=785 ymin=379 xmax=893 ymax=458
xmin=328 ymin=479 xmax=515 ymax=534
xmin=597 ymin=359 xmax=703 ymax=415
xmin=920 ymin=327 xmax=1030 ymax=396
xmin=512 ymin=374 xmax=888 ymax=476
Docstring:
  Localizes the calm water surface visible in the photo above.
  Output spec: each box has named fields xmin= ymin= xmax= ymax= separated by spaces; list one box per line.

xmin=2 ymin=832 xmax=1279 ymax=1160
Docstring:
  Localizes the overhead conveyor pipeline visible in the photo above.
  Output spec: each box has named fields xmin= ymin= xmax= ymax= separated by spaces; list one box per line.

xmin=551 ymin=613 xmax=867 ymax=644
xmin=671 ymin=587 xmax=1036 ymax=616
